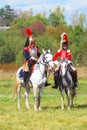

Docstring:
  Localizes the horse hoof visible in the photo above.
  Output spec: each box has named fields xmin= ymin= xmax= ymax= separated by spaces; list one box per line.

xmin=61 ymin=106 xmax=64 ymax=109
xmin=35 ymin=109 xmax=38 ymax=111
xmin=39 ymin=107 xmax=42 ymax=111
xmin=26 ymin=107 xmax=30 ymax=110
xmin=18 ymin=107 xmax=20 ymax=110
xmin=68 ymin=107 xmax=70 ymax=110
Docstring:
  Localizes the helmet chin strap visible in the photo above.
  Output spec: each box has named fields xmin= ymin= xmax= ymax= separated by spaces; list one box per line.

xmin=62 ymin=46 xmax=68 ymax=50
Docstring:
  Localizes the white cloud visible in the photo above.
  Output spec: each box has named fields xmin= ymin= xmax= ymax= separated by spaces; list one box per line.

xmin=65 ymin=0 xmax=87 ymax=13
xmin=1 ymin=0 xmax=87 ymax=14
xmin=1 ymin=0 xmax=87 ymax=24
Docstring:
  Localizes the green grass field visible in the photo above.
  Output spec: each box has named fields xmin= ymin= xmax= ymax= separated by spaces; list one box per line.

xmin=0 ymin=77 xmax=87 ymax=130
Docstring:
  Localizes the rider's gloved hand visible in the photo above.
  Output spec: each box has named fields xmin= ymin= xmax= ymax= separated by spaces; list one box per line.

xmin=30 ymin=56 xmax=38 ymax=61
xmin=53 ymin=60 xmax=59 ymax=66
xmin=68 ymin=60 xmax=72 ymax=64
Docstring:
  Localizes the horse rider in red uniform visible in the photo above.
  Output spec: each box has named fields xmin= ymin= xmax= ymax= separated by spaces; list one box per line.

xmin=52 ymin=32 xmax=78 ymax=89
xmin=23 ymin=28 xmax=50 ymax=87
xmin=23 ymin=28 xmax=40 ymax=87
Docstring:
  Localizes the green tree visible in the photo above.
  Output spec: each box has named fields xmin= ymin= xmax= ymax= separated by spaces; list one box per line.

xmin=71 ymin=10 xmax=86 ymax=28
xmin=48 ymin=5 xmax=66 ymax=26
xmin=11 ymin=14 xmax=48 ymax=29
xmin=73 ymin=25 xmax=83 ymax=46
xmin=0 ymin=5 xmax=17 ymax=26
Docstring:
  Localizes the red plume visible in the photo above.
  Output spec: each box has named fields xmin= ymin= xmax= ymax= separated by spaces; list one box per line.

xmin=63 ymin=33 xmax=68 ymax=43
xmin=25 ymin=28 xmax=33 ymax=36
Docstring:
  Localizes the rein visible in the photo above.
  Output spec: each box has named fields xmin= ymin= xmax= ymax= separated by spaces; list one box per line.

xmin=37 ymin=52 xmax=53 ymax=66
xmin=43 ymin=53 xmax=53 ymax=66
xmin=35 ymin=52 xmax=53 ymax=75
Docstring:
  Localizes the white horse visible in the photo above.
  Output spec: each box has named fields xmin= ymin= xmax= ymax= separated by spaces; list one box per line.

xmin=56 ymin=58 xmax=76 ymax=109
xmin=13 ymin=49 xmax=54 ymax=111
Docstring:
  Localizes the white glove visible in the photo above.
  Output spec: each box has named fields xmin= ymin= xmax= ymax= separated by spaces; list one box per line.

xmin=30 ymin=56 xmax=38 ymax=61
xmin=30 ymin=56 xmax=35 ymax=60
xmin=68 ymin=60 xmax=72 ymax=64
xmin=53 ymin=60 xmax=59 ymax=65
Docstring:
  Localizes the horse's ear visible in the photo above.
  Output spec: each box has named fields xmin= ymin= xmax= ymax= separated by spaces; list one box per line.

xmin=47 ymin=49 xmax=50 ymax=53
xmin=42 ymin=49 xmax=46 ymax=54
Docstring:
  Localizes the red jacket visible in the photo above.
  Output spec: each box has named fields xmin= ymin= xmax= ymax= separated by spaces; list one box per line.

xmin=53 ymin=49 xmax=72 ymax=61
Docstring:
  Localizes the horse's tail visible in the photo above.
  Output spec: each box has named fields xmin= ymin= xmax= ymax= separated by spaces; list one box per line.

xmin=12 ymin=81 xmax=19 ymax=99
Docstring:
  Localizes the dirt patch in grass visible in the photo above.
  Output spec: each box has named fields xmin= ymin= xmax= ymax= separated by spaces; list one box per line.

xmin=0 ymin=63 xmax=18 ymax=80
xmin=76 ymin=66 xmax=87 ymax=79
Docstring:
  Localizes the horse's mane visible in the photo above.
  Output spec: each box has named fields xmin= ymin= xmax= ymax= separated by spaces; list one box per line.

xmin=33 ymin=49 xmax=50 ymax=71
xmin=34 ymin=53 xmax=44 ymax=70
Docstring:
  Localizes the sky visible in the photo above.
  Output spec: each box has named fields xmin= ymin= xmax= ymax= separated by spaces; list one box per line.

xmin=1 ymin=0 xmax=87 ymax=24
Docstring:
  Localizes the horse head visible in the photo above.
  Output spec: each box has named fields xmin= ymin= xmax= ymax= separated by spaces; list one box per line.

xmin=60 ymin=58 xmax=68 ymax=77
xmin=41 ymin=49 xmax=54 ymax=70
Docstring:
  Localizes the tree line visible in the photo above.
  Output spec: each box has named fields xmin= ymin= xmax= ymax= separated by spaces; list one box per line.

xmin=0 ymin=5 xmax=87 ymax=66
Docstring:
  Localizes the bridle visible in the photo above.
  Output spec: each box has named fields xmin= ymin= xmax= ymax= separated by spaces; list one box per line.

xmin=43 ymin=53 xmax=53 ymax=66
xmin=37 ymin=52 xmax=53 ymax=66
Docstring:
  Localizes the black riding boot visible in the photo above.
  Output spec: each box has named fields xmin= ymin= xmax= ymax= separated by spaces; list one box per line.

xmin=52 ymin=81 xmax=58 ymax=89
xmin=70 ymin=70 xmax=78 ymax=88
xmin=45 ymin=70 xmax=51 ymax=87
xmin=73 ymin=70 xmax=78 ymax=87
xmin=52 ymin=70 xmax=59 ymax=89
xmin=23 ymin=71 xmax=29 ymax=87
xmin=45 ymin=81 xmax=51 ymax=87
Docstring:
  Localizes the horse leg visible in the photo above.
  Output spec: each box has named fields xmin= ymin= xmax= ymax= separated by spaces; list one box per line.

xmin=17 ymin=84 xmax=21 ymax=110
xmin=38 ymin=86 xmax=44 ymax=110
xmin=24 ymin=87 xmax=30 ymax=110
xmin=37 ymin=90 xmax=41 ymax=111
xmin=12 ymin=81 xmax=18 ymax=100
xmin=33 ymin=85 xmax=39 ymax=111
xmin=71 ymin=88 xmax=75 ymax=107
xmin=67 ymin=89 xmax=71 ymax=110
xmin=71 ymin=95 xmax=74 ymax=108
xmin=60 ymin=90 xmax=64 ymax=109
